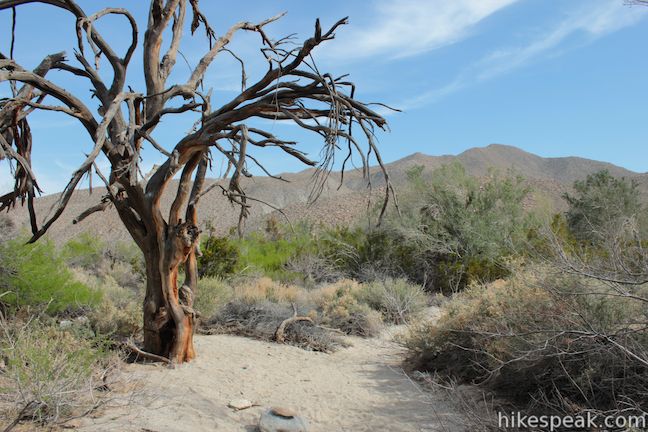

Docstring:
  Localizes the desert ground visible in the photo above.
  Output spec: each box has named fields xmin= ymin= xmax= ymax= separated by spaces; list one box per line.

xmin=78 ymin=313 xmax=464 ymax=432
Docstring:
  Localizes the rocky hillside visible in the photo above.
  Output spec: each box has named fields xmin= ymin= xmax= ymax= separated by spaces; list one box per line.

xmin=4 ymin=144 xmax=646 ymax=244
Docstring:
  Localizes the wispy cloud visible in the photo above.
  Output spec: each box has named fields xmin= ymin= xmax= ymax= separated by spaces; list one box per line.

xmin=324 ymin=0 xmax=519 ymax=61
xmin=28 ymin=118 xmax=78 ymax=130
xmin=400 ymin=1 xmax=648 ymax=109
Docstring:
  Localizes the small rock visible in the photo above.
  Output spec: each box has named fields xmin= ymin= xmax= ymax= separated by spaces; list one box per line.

xmin=76 ymin=316 xmax=89 ymax=325
xmin=59 ymin=320 xmax=73 ymax=329
xmin=259 ymin=407 xmax=308 ymax=432
xmin=228 ymin=399 xmax=253 ymax=411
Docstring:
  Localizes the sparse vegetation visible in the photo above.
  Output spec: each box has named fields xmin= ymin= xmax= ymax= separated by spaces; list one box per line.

xmin=1 ymin=0 xmax=643 ymax=428
xmin=201 ymin=277 xmax=385 ymax=349
xmin=405 ymin=169 xmax=648 ymax=421
xmin=0 ymin=317 xmax=119 ymax=426
xmin=2 ymin=165 xmax=646 ymax=428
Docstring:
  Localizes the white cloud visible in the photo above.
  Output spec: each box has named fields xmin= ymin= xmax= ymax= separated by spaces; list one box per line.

xmin=324 ymin=0 xmax=519 ymax=61
xmin=400 ymin=0 xmax=648 ymax=110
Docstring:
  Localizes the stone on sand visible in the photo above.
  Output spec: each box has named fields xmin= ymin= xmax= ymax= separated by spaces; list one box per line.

xmin=227 ymin=399 xmax=253 ymax=410
xmin=259 ymin=407 xmax=308 ymax=432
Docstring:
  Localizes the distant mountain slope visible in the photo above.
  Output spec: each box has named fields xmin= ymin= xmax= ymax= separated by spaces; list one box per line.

xmin=4 ymin=144 xmax=645 ymax=244
xmin=384 ymin=144 xmax=637 ymax=185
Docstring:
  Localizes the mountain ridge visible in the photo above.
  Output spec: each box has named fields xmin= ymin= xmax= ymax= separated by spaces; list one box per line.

xmin=5 ymin=144 xmax=646 ymax=244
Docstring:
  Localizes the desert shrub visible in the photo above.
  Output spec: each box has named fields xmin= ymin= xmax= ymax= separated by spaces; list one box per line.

xmin=203 ymin=299 xmax=344 ymax=352
xmin=0 ymin=215 xmax=15 ymax=242
xmin=315 ymin=226 xmax=424 ymax=284
xmin=0 ymin=238 xmax=100 ymax=314
xmin=0 ymin=318 xmax=117 ymax=426
xmin=87 ymin=277 xmax=141 ymax=340
xmin=375 ymin=163 xmax=534 ymax=291
xmin=232 ymin=277 xmax=300 ymax=303
xmin=109 ymin=260 xmax=144 ymax=292
xmin=105 ymin=241 xmax=145 ymax=284
xmin=198 ymin=235 xmax=239 ymax=278
xmin=563 ymin=170 xmax=644 ymax=243
xmin=286 ymin=252 xmax=343 ymax=286
xmin=61 ymin=232 xmax=105 ymax=270
xmin=312 ymin=279 xmax=383 ymax=337
xmin=405 ymin=267 xmax=648 ymax=414
xmin=237 ymin=229 xmax=315 ymax=281
xmin=316 ymin=226 xmax=367 ymax=276
xmin=194 ymin=277 xmax=233 ymax=319
xmin=314 ymin=164 xmax=535 ymax=292
xmin=356 ymin=278 xmax=427 ymax=324
xmin=202 ymin=278 xmax=384 ymax=349
xmin=0 ymin=216 xmax=16 ymax=294
xmin=62 ymin=235 xmax=145 ymax=290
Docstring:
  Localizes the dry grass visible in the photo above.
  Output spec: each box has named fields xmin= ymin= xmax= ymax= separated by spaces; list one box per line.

xmin=232 ymin=276 xmax=301 ymax=303
xmin=405 ymin=265 xmax=648 ymax=416
xmin=0 ymin=317 xmax=122 ymax=428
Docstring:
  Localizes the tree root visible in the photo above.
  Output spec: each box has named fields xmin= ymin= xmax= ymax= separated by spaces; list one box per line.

xmin=274 ymin=303 xmax=313 ymax=344
xmin=123 ymin=339 xmax=171 ymax=365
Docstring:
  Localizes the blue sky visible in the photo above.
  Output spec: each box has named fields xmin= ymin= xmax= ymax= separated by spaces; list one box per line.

xmin=1 ymin=0 xmax=647 ymax=194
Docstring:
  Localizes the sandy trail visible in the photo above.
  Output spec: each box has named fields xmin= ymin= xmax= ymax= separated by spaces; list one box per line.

xmin=79 ymin=328 xmax=462 ymax=432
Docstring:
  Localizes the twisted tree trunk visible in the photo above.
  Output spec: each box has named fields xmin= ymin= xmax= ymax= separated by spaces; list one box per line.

xmin=141 ymin=223 xmax=199 ymax=363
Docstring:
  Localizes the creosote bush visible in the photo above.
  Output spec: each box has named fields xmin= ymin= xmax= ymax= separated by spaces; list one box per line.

xmin=0 ymin=238 xmax=100 ymax=314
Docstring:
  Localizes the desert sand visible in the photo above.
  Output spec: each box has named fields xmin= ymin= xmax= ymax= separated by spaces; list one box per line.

xmin=78 ymin=325 xmax=463 ymax=432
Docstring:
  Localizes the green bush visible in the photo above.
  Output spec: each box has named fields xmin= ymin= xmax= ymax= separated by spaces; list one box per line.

xmin=237 ymin=229 xmax=315 ymax=281
xmin=313 ymin=163 xmax=535 ymax=292
xmin=61 ymin=232 xmax=105 ymax=269
xmin=1 ymin=238 xmax=100 ymax=314
xmin=198 ymin=235 xmax=240 ymax=278
xmin=563 ymin=170 xmax=644 ymax=243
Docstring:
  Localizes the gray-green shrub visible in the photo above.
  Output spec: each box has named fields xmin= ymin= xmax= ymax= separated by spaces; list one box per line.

xmin=0 ymin=318 xmax=117 ymax=425
xmin=405 ymin=267 xmax=648 ymax=414
xmin=194 ymin=277 xmax=233 ymax=319
xmin=356 ymin=278 xmax=427 ymax=324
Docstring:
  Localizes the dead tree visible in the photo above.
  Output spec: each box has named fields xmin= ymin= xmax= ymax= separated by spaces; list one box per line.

xmin=0 ymin=0 xmax=395 ymax=364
